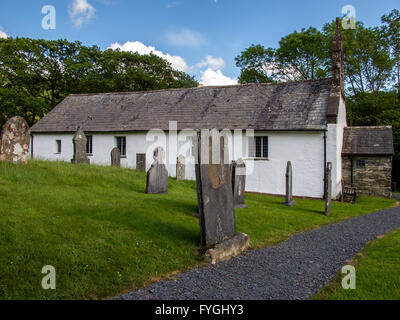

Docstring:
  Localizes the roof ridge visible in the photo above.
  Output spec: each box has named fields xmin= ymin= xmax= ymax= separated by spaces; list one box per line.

xmin=67 ymin=78 xmax=333 ymax=97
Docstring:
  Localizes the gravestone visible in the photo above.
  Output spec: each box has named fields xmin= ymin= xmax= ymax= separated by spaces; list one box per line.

xmin=71 ymin=127 xmax=89 ymax=164
xmin=146 ymin=147 xmax=168 ymax=195
xmin=176 ymin=155 xmax=185 ymax=180
xmin=0 ymin=116 xmax=30 ymax=164
xmin=325 ymin=162 xmax=332 ymax=216
xmin=195 ymin=129 xmax=236 ymax=247
xmin=284 ymin=161 xmax=296 ymax=206
xmin=111 ymin=147 xmax=121 ymax=167
xmin=232 ymin=158 xmax=248 ymax=209
xmin=136 ymin=153 xmax=146 ymax=172
xmin=195 ymin=129 xmax=250 ymax=263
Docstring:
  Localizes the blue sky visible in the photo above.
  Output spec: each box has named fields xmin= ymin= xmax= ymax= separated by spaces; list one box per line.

xmin=0 ymin=0 xmax=398 ymax=85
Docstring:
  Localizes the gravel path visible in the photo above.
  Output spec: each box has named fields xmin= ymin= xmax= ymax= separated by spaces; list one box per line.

xmin=116 ymin=204 xmax=400 ymax=300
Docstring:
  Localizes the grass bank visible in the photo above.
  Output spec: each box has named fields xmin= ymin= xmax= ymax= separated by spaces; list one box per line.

xmin=312 ymin=228 xmax=400 ymax=300
xmin=0 ymin=160 xmax=396 ymax=299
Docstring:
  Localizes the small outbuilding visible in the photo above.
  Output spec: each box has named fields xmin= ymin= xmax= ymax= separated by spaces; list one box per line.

xmin=342 ymin=126 xmax=394 ymax=198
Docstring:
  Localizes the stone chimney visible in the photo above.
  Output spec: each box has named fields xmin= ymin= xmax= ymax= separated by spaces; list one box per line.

xmin=332 ymin=18 xmax=344 ymax=95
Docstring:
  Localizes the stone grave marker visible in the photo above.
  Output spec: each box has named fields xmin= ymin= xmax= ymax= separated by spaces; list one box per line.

xmin=284 ymin=161 xmax=296 ymax=206
xmin=325 ymin=162 xmax=332 ymax=216
xmin=111 ymin=147 xmax=121 ymax=167
xmin=195 ymin=129 xmax=250 ymax=264
xmin=176 ymin=154 xmax=185 ymax=180
xmin=71 ymin=127 xmax=89 ymax=164
xmin=232 ymin=158 xmax=248 ymax=209
xmin=136 ymin=153 xmax=146 ymax=172
xmin=145 ymin=147 xmax=168 ymax=195
xmin=0 ymin=116 xmax=30 ymax=164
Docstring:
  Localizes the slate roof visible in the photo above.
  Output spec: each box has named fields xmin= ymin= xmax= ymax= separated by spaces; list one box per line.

xmin=31 ymin=79 xmax=333 ymax=133
xmin=342 ymin=126 xmax=394 ymax=156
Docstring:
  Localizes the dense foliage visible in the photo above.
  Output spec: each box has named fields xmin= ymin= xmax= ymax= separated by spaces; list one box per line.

xmin=235 ymin=9 xmax=400 ymax=94
xmin=236 ymin=9 xmax=400 ymax=180
xmin=0 ymin=38 xmax=198 ymax=128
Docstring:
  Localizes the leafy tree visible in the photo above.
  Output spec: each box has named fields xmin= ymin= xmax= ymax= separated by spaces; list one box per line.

xmin=382 ymin=9 xmax=400 ymax=92
xmin=235 ymin=28 xmax=328 ymax=83
xmin=235 ymin=45 xmax=275 ymax=84
xmin=323 ymin=20 xmax=394 ymax=95
xmin=0 ymin=38 xmax=197 ymax=128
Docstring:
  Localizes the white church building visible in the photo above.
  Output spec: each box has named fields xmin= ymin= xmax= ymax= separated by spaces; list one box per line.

xmin=30 ymin=26 xmax=348 ymax=199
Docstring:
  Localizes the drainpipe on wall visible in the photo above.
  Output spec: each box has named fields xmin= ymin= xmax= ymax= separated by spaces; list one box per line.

xmin=323 ymin=131 xmax=327 ymax=199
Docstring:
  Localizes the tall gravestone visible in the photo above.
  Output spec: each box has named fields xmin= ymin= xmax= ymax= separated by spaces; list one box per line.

xmin=196 ymin=129 xmax=236 ymax=247
xmin=111 ymin=147 xmax=121 ymax=167
xmin=71 ymin=127 xmax=89 ymax=164
xmin=0 ymin=116 xmax=30 ymax=164
xmin=195 ymin=129 xmax=250 ymax=264
xmin=325 ymin=162 xmax=332 ymax=216
xmin=176 ymin=155 xmax=185 ymax=180
xmin=136 ymin=153 xmax=146 ymax=172
xmin=232 ymin=158 xmax=248 ymax=209
xmin=146 ymin=147 xmax=168 ymax=195
xmin=284 ymin=161 xmax=296 ymax=206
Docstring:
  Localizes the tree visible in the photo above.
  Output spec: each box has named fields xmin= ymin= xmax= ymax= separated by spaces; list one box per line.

xmin=235 ymin=28 xmax=328 ymax=83
xmin=382 ymin=9 xmax=400 ymax=92
xmin=0 ymin=37 xmax=198 ymax=128
xmin=322 ymin=20 xmax=394 ymax=95
xmin=235 ymin=45 xmax=275 ymax=84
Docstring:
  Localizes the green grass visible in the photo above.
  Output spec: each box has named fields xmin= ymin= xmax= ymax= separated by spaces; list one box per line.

xmin=0 ymin=160 xmax=396 ymax=300
xmin=312 ymin=228 xmax=400 ymax=300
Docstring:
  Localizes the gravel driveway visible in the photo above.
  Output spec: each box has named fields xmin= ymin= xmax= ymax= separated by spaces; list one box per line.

xmin=116 ymin=204 xmax=400 ymax=300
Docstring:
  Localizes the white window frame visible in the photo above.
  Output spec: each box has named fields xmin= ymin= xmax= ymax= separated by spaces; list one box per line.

xmin=86 ymin=135 xmax=93 ymax=155
xmin=247 ymin=135 xmax=268 ymax=160
xmin=56 ymin=140 xmax=62 ymax=154
xmin=115 ymin=136 xmax=127 ymax=157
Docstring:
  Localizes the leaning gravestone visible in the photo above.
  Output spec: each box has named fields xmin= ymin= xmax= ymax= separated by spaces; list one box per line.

xmin=232 ymin=158 xmax=248 ymax=209
xmin=0 ymin=116 xmax=30 ymax=164
xmin=325 ymin=162 xmax=332 ymax=216
xmin=136 ymin=153 xmax=146 ymax=172
xmin=195 ymin=129 xmax=250 ymax=264
xmin=176 ymin=154 xmax=185 ymax=180
xmin=284 ymin=161 xmax=296 ymax=206
xmin=71 ymin=127 xmax=89 ymax=164
xmin=111 ymin=147 xmax=121 ymax=167
xmin=145 ymin=147 xmax=168 ymax=195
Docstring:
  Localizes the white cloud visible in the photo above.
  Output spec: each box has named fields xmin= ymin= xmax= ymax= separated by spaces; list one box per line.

xmin=108 ymin=41 xmax=189 ymax=72
xmin=108 ymin=41 xmax=236 ymax=86
xmin=200 ymin=68 xmax=237 ymax=86
xmin=69 ymin=0 xmax=96 ymax=28
xmin=0 ymin=27 xmax=8 ymax=39
xmin=165 ymin=28 xmax=207 ymax=48
xmin=195 ymin=56 xmax=225 ymax=71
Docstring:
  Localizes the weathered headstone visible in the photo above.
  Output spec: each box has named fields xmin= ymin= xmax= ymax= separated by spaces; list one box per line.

xmin=195 ymin=129 xmax=250 ymax=263
xmin=0 ymin=116 xmax=30 ymax=163
xmin=284 ymin=161 xmax=296 ymax=206
xmin=146 ymin=147 xmax=168 ymax=195
xmin=136 ymin=153 xmax=146 ymax=172
xmin=71 ymin=127 xmax=89 ymax=164
xmin=325 ymin=162 xmax=332 ymax=216
xmin=232 ymin=158 xmax=248 ymax=209
xmin=176 ymin=154 xmax=185 ymax=180
xmin=111 ymin=147 xmax=121 ymax=167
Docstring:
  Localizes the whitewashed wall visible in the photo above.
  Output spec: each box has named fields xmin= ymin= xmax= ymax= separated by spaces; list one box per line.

xmin=31 ymin=129 xmax=335 ymax=198
xmin=326 ymin=96 xmax=347 ymax=199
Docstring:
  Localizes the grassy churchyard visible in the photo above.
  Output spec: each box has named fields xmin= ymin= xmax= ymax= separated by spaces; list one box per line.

xmin=0 ymin=160 xmax=396 ymax=300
